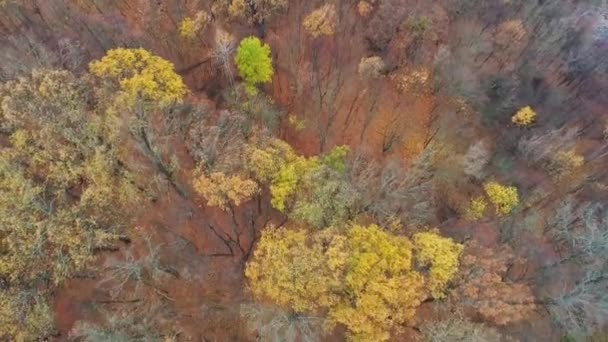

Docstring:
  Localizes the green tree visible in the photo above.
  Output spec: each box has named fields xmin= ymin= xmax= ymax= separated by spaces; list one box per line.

xmin=245 ymin=138 xmax=297 ymax=183
xmin=322 ymin=145 xmax=350 ymax=173
xmin=270 ymin=155 xmax=320 ymax=212
xmin=235 ymin=37 xmax=274 ymax=94
xmin=290 ymin=165 xmax=360 ymax=229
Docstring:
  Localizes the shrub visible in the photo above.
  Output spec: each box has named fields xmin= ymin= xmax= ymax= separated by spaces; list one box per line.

xmin=358 ymin=56 xmax=386 ymax=79
xmin=453 ymin=241 xmax=536 ymax=325
xmin=178 ymin=18 xmax=197 ymax=39
xmin=421 ymin=312 xmax=503 ymax=342
xmin=548 ymin=149 xmax=585 ymax=180
xmin=0 ymin=291 xmax=54 ymax=341
xmin=357 ymin=1 xmax=373 ymax=17
xmin=178 ymin=11 xmax=210 ymax=40
xmin=512 ymin=106 xmax=537 ymax=126
xmin=517 ymin=126 xmax=580 ymax=165
xmin=226 ymin=0 xmax=287 ymax=24
xmin=465 ymin=196 xmax=488 ymax=221
xmin=409 ymin=16 xmax=429 ymax=35
xmin=288 ymin=114 xmax=306 ymax=131
xmin=484 ymin=182 xmax=519 ymax=216
xmin=462 ymin=140 xmax=491 ymax=179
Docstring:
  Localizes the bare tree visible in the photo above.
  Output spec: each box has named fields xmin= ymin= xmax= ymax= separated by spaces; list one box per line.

xmin=420 ymin=311 xmax=504 ymax=342
xmin=462 ymin=140 xmax=491 ymax=180
xmin=518 ymin=126 xmax=580 ymax=166
xmin=100 ymin=237 xmax=177 ymax=299
xmin=57 ymin=37 xmax=85 ymax=71
xmin=545 ymin=201 xmax=608 ymax=336
xmin=212 ymin=28 xmax=236 ymax=85
xmin=548 ymin=200 xmax=608 ymax=265
xmin=349 ymin=144 xmax=438 ymax=227
xmin=549 ymin=270 xmax=608 ymax=337
xmin=240 ymin=303 xmax=323 ymax=342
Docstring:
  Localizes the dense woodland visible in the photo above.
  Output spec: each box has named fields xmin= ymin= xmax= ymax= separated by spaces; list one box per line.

xmin=0 ymin=0 xmax=607 ymax=341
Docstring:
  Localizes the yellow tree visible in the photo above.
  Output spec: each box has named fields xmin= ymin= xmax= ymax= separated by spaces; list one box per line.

xmin=483 ymin=182 xmax=519 ymax=216
xmin=303 ymin=4 xmax=337 ymax=38
xmin=89 ymin=48 xmax=187 ymax=106
xmin=234 ymin=37 xmax=274 ymax=94
xmin=327 ymin=224 xmax=425 ymax=342
xmin=193 ymin=172 xmax=259 ymax=210
xmin=270 ymin=155 xmax=320 ymax=211
xmin=245 ymin=225 xmax=338 ymax=312
xmin=246 ymin=223 xmax=463 ymax=341
xmin=245 ymin=138 xmax=297 ymax=183
xmin=413 ymin=231 xmax=464 ymax=299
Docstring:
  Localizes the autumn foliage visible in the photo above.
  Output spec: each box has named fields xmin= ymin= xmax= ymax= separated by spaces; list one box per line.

xmin=303 ymin=4 xmax=337 ymax=38
xmin=193 ymin=172 xmax=259 ymax=210
xmin=89 ymin=48 xmax=187 ymax=106
xmin=246 ymin=224 xmax=463 ymax=341
xmin=511 ymin=106 xmax=537 ymax=127
xmin=453 ymin=241 xmax=536 ymax=325
xmin=483 ymin=182 xmax=519 ymax=216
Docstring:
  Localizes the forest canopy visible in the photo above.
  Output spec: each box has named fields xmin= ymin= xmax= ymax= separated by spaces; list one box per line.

xmin=0 ymin=0 xmax=607 ymax=341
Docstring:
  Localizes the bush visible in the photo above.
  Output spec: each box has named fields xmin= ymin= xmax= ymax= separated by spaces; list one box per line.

xmin=462 ymin=140 xmax=491 ymax=179
xmin=512 ymin=106 xmax=537 ymax=126
xmin=421 ymin=312 xmax=503 ymax=342
xmin=178 ymin=11 xmax=210 ymax=40
xmin=483 ymin=182 xmax=519 ymax=216
xmin=464 ymin=196 xmax=488 ymax=221
xmin=358 ymin=56 xmax=386 ymax=79
xmin=548 ymin=149 xmax=585 ymax=180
